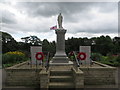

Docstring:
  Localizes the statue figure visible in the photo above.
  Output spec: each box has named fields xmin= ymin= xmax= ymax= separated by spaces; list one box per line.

xmin=58 ymin=13 xmax=63 ymax=28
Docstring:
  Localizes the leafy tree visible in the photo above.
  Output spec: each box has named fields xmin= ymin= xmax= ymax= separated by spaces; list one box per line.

xmin=42 ymin=39 xmax=50 ymax=52
xmin=113 ymin=37 xmax=120 ymax=54
xmin=21 ymin=36 xmax=42 ymax=45
xmin=1 ymin=31 xmax=18 ymax=53
xmin=2 ymin=31 xmax=120 ymax=57
xmin=49 ymin=41 xmax=56 ymax=53
xmin=92 ymin=35 xmax=114 ymax=55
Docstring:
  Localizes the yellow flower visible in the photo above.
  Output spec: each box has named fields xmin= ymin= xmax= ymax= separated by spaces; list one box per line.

xmin=6 ymin=51 xmax=25 ymax=56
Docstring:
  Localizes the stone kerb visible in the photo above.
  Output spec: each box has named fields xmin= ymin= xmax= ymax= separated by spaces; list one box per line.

xmin=39 ymin=67 xmax=50 ymax=89
xmin=93 ymin=61 xmax=116 ymax=68
xmin=72 ymin=67 xmax=84 ymax=88
xmin=6 ymin=61 xmax=29 ymax=69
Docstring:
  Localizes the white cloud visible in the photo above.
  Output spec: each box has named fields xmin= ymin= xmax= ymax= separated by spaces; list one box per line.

xmin=0 ymin=2 xmax=118 ymax=42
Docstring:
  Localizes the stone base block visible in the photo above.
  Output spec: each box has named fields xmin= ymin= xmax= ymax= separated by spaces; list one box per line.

xmin=50 ymin=61 xmax=73 ymax=66
xmin=51 ymin=56 xmax=69 ymax=63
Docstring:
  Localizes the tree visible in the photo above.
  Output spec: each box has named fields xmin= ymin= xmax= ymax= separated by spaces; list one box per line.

xmin=21 ymin=36 xmax=42 ymax=45
xmin=91 ymin=35 xmax=114 ymax=55
xmin=1 ymin=31 xmax=18 ymax=53
xmin=1 ymin=31 xmax=119 ymax=56
xmin=113 ymin=37 xmax=120 ymax=54
xmin=42 ymin=39 xmax=50 ymax=52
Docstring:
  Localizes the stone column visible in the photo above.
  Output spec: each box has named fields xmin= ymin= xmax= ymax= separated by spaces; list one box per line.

xmin=51 ymin=28 xmax=69 ymax=63
xmin=55 ymin=29 xmax=66 ymax=57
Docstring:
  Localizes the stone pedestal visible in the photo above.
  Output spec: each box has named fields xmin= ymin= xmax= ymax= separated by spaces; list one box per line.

xmin=50 ymin=28 xmax=72 ymax=65
xmin=79 ymin=46 xmax=91 ymax=66
xmin=30 ymin=46 xmax=42 ymax=64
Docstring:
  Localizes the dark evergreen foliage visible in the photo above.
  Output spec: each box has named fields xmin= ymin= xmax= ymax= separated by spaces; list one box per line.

xmin=1 ymin=31 xmax=120 ymax=56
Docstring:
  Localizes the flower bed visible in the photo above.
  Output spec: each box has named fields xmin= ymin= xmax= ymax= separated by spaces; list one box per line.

xmin=2 ymin=51 xmax=28 ymax=67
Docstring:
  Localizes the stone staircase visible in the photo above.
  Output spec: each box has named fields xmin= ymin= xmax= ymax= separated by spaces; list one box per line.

xmin=49 ymin=67 xmax=74 ymax=88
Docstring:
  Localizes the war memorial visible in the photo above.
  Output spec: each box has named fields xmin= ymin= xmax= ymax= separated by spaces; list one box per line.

xmin=3 ymin=13 xmax=118 ymax=89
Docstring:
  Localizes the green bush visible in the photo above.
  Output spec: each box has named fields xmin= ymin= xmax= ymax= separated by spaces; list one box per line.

xmin=3 ymin=64 xmax=13 ymax=67
xmin=99 ymin=54 xmax=120 ymax=67
xmin=90 ymin=53 xmax=119 ymax=66
xmin=91 ymin=53 xmax=102 ymax=61
xmin=116 ymin=55 xmax=120 ymax=63
xmin=2 ymin=51 xmax=28 ymax=67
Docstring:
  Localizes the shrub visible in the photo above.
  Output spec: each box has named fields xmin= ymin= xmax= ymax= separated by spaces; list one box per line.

xmin=91 ymin=53 xmax=102 ymax=61
xmin=6 ymin=51 xmax=25 ymax=56
xmin=116 ymin=55 xmax=120 ymax=63
xmin=99 ymin=54 xmax=120 ymax=67
xmin=2 ymin=51 xmax=28 ymax=65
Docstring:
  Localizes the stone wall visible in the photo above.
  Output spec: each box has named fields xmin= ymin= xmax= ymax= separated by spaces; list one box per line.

xmin=5 ymin=69 xmax=41 ymax=87
xmin=39 ymin=67 xmax=49 ymax=88
xmin=4 ymin=61 xmax=117 ymax=88
xmin=80 ymin=62 xmax=117 ymax=85
xmin=72 ymin=67 xmax=84 ymax=88
xmin=5 ymin=61 xmax=42 ymax=87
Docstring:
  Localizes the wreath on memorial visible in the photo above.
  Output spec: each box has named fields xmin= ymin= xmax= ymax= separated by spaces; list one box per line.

xmin=69 ymin=51 xmax=74 ymax=56
xmin=35 ymin=52 xmax=44 ymax=60
xmin=78 ymin=52 xmax=86 ymax=60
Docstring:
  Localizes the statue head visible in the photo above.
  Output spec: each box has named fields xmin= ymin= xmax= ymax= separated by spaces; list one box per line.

xmin=59 ymin=13 xmax=61 ymax=16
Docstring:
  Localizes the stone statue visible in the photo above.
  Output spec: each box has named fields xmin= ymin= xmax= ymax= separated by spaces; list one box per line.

xmin=58 ymin=13 xmax=63 ymax=28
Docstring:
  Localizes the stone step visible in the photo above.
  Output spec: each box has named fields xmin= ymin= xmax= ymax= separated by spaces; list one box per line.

xmin=50 ymin=70 xmax=72 ymax=76
xmin=49 ymin=82 xmax=74 ymax=88
xmin=50 ymin=76 xmax=73 ymax=82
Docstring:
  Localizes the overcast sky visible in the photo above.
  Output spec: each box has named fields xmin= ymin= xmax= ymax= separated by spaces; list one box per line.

xmin=0 ymin=1 xmax=118 ymax=42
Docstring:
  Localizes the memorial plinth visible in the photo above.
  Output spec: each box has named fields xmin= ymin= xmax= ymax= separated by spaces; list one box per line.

xmin=50 ymin=28 xmax=72 ymax=65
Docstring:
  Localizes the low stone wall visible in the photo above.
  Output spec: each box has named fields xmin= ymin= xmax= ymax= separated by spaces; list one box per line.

xmin=72 ymin=67 xmax=84 ymax=88
xmin=39 ymin=67 xmax=50 ymax=88
xmin=80 ymin=61 xmax=117 ymax=85
xmin=4 ymin=61 xmax=117 ymax=88
xmin=5 ymin=61 xmax=42 ymax=87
